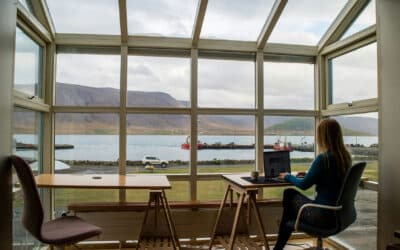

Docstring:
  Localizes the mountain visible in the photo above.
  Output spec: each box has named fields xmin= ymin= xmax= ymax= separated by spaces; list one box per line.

xmin=15 ymin=83 xmax=378 ymax=136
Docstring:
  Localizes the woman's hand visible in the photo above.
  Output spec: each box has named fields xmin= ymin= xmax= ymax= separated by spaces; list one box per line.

xmin=278 ymin=172 xmax=289 ymax=180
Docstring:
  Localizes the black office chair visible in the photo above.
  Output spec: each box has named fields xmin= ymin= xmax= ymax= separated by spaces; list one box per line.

xmin=288 ymin=162 xmax=366 ymax=250
xmin=11 ymin=155 xmax=102 ymax=249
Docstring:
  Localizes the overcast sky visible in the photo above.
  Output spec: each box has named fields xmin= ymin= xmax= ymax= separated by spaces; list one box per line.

xmin=15 ymin=0 xmax=378 ymax=111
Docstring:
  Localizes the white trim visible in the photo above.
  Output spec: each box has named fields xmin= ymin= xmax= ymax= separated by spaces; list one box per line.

xmin=321 ymin=25 xmax=376 ymax=56
xmin=318 ymin=0 xmax=370 ymax=51
xmin=192 ymin=0 xmax=208 ymax=48
xmin=118 ymin=0 xmax=128 ymax=44
xmin=257 ymin=0 xmax=288 ymax=49
xmin=17 ymin=2 xmax=52 ymax=43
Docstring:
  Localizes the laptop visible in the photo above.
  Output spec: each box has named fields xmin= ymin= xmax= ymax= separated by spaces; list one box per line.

xmin=242 ymin=150 xmax=291 ymax=184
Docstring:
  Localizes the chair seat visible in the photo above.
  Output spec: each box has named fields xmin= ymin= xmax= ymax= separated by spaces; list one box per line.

xmin=41 ymin=216 xmax=102 ymax=245
xmin=286 ymin=221 xmax=338 ymax=238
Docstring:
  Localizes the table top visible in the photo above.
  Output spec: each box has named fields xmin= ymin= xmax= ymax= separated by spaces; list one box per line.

xmin=35 ymin=174 xmax=171 ymax=189
xmin=222 ymin=174 xmax=292 ymax=189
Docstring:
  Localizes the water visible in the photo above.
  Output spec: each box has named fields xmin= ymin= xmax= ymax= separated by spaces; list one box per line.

xmin=14 ymin=134 xmax=378 ymax=162
xmin=52 ymin=135 xmax=377 ymax=162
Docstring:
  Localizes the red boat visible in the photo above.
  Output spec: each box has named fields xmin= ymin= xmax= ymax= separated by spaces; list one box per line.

xmin=273 ymin=139 xmax=293 ymax=152
xmin=181 ymin=136 xmax=204 ymax=150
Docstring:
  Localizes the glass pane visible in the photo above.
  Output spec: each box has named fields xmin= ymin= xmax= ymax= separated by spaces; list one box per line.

xmin=55 ymin=53 xmax=121 ymax=106
xmin=197 ymin=180 xmax=226 ymax=201
xmin=13 ymin=108 xmax=42 ymax=173
xmin=198 ymin=59 xmax=254 ymax=108
xmin=127 ymin=0 xmax=197 ymax=37
xmin=126 ymin=114 xmax=190 ymax=174
xmin=127 ymin=181 xmax=189 ymax=202
xmin=333 ymin=113 xmax=378 ymax=182
xmin=341 ymin=0 xmax=376 ymax=39
xmin=46 ymin=0 xmax=120 ymax=34
xmin=269 ymin=0 xmax=348 ymax=45
xmin=329 ymin=43 xmax=377 ymax=104
xmin=127 ymin=56 xmax=190 ymax=107
xmin=200 ymin=0 xmax=275 ymax=41
xmin=54 ymin=189 xmax=118 ymax=216
xmin=14 ymin=27 xmax=43 ymax=98
xmin=264 ymin=62 xmax=314 ymax=110
xmin=198 ymin=115 xmax=255 ymax=174
xmin=263 ymin=116 xmax=315 ymax=198
xmin=334 ymin=188 xmax=377 ymax=250
xmin=54 ymin=113 xmax=119 ymax=174
xmin=13 ymin=108 xmax=42 ymax=248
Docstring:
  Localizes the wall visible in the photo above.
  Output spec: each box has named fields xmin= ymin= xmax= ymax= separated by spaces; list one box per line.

xmin=0 ymin=0 xmax=17 ymax=249
xmin=377 ymin=0 xmax=400 ymax=249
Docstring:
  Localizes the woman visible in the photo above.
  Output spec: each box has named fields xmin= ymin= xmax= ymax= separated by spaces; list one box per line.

xmin=273 ymin=118 xmax=352 ymax=250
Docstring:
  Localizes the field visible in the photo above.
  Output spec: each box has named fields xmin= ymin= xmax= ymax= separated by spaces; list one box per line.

xmin=49 ymin=161 xmax=378 ymax=211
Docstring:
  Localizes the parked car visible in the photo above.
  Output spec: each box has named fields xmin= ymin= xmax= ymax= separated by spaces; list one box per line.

xmin=142 ymin=156 xmax=168 ymax=168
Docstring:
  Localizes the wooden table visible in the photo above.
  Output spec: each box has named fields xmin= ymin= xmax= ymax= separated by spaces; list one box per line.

xmin=208 ymin=174 xmax=291 ymax=250
xmin=35 ymin=174 xmax=179 ymax=249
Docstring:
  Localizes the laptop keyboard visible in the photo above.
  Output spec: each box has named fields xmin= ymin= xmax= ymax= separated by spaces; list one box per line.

xmin=241 ymin=176 xmax=286 ymax=184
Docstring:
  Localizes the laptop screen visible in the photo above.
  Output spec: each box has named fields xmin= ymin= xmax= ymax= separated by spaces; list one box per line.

xmin=263 ymin=151 xmax=291 ymax=178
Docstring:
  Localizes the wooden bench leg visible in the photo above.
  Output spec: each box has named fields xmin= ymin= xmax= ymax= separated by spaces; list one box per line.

xmin=228 ymin=192 xmax=245 ymax=250
xmin=208 ymin=185 xmax=231 ymax=250
xmin=250 ymin=193 xmax=269 ymax=249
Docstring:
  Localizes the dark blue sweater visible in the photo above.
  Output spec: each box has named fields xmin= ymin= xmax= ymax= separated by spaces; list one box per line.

xmin=284 ymin=153 xmax=344 ymax=205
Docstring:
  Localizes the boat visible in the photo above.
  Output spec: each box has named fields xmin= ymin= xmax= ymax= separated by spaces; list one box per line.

xmin=181 ymin=136 xmax=204 ymax=150
xmin=273 ymin=138 xmax=293 ymax=151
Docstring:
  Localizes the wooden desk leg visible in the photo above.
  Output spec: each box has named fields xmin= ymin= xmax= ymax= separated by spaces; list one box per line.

xmin=137 ymin=192 xmax=155 ymax=250
xmin=208 ymin=185 xmax=231 ymax=250
xmin=250 ymin=194 xmax=270 ymax=249
xmin=161 ymin=189 xmax=180 ymax=249
xmin=228 ymin=192 xmax=245 ymax=250
xmin=247 ymin=193 xmax=251 ymax=225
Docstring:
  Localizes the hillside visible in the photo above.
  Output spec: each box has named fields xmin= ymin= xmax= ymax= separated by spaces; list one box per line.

xmin=14 ymin=83 xmax=378 ymax=136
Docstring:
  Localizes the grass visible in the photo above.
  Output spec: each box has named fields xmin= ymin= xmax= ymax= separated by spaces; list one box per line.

xmin=13 ymin=161 xmax=378 ymax=210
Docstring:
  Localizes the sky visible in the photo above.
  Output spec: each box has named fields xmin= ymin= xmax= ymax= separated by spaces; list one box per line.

xmin=16 ymin=0 xmax=378 ymax=112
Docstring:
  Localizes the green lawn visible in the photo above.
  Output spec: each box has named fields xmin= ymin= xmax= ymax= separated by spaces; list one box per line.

xmin=14 ymin=161 xmax=378 ymax=210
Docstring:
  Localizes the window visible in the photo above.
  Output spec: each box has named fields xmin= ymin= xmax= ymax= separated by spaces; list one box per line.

xmin=341 ymin=0 xmax=376 ymax=39
xmin=198 ymin=58 xmax=255 ymax=108
xmin=197 ymin=115 xmax=255 ymax=174
xmin=263 ymin=116 xmax=315 ymax=198
xmin=127 ymin=56 xmax=190 ymax=107
xmin=127 ymin=0 xmax=197 ymax=37
xmin=46 ymin=0 xmax=120 ymax=34
xmin=264 ymin=62 xmax=315 ymax=110
xmin=13 ymin=108 xmax=42 ymax=172
xmin=333 ymin=113 xmax=378 ymax=182
xmin=14 ymin=27 xmax=43 ymax=98
xmin=329 ymin=43 xmax=377 ymax=104
xmin=126 ymin=181 xmax=189 ymax=202
xmin=269 ymin=0 xmax=348 ymax=45
xmin=200 ymin=0 xmax=275 ymax=41
xmin=54 ymin=113 xmax=119 ymax=174
xmin=55 ymin=53 xmax=121 ymax=106
xmin=126 ymin=114 xmax=190 ymax=174
xmin=332 ymin=113 xmax=378 ymax=250
xmin=13 ymin=108 xmax=42 ymax=248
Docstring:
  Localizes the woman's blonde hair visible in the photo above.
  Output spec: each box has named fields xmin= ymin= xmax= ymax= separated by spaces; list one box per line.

xmin=317 ymin=118 xmax=351 ymax=174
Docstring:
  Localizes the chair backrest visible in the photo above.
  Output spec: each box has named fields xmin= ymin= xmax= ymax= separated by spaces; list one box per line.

xmin=336 ymin=162 xmax=366 ymax=232
xmin=11 ymin=155 xmax=44 ymax=241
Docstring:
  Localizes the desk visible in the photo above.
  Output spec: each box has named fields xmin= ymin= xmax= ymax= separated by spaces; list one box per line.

xmin=209 ymin=174 xmax=291 ymax=250
xmin=35 ymin=174 xmax=179 ymax=249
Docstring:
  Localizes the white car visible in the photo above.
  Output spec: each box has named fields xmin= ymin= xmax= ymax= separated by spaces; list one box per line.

xmin=142 ymin=156 xmax=168 ymax=168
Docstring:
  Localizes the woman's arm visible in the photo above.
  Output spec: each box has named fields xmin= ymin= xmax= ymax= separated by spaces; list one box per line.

xmin=284 ymin=154 xmax=324 ymax=190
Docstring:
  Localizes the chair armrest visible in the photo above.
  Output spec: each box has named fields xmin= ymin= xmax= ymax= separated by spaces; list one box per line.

xmin=294 ymin=203 xmax=342 ymax=231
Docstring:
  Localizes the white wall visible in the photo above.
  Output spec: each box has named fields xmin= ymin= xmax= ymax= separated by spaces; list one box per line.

xmin=377 ymin=0 xmax=400 ymax=249
xmin=0 ymin=0 xmax=16 ymax=249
